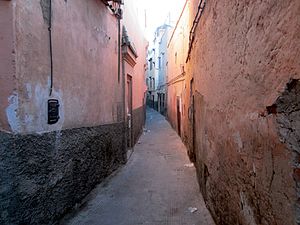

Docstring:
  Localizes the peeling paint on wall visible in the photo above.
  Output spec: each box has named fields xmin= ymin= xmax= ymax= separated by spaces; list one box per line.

xmin=5 ymin=92 xmax=20 ymax=133
xmin=5 ymin=83 xmax=64 ymax=134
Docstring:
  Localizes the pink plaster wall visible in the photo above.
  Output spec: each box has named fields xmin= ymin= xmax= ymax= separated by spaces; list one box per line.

xmin=167 ymin=0 xmax=190 ymax=134
xmin=122 ymin=0 xmax=147 ymax=110
xmin=0 ymin=2 xmax=15 ymax=132
xmin=4 ymin=0 xmax=123 ymax=134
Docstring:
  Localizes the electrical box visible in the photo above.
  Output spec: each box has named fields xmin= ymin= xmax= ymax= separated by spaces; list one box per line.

xmin=48 ymin=99 xmax=60 ymax=124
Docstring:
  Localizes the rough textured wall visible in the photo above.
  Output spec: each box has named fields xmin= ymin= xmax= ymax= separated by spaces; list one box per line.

xmin=0 ymin=1 xmax=127 ymax=224
xmin=8 ymin=0 xmax=122 ymax=134
xmin=274 ymin=79 xmax=300 ymax=223
xmin=188 ymin=0 xmax=300 ymax=224
xmin=0 ymin=2 xmax=15 ymax=132
xmin=0 ymin=122 xmax=126 ymax=225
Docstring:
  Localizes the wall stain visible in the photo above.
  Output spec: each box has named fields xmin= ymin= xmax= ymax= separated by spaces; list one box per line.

xmin=40 ymin=0 xmax=50 ymax=24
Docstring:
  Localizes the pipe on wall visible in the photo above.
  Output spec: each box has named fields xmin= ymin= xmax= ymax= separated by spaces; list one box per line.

xmin=48 ymin=0 xmax=54 ymax=96
xmin=186 ymin=0 xmax=206 ymax=62
xmin=118 ymin=17 xmax=121 ymax=83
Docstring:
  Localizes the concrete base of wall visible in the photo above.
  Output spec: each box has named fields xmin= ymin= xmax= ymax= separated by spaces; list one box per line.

xmin=132 ymin=105 xmax=146 ymax=145
xmin=0 ymin=122 xmax=126 ymax=225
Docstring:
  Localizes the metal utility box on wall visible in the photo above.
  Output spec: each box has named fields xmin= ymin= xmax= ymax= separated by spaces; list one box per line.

xmin=48 ymin=99 xmax=60 ymax=124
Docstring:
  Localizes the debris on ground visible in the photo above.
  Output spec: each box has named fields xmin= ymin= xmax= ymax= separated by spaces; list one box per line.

xmin=188 ymin=207 xmax=198 ymax=213
xmin=184 ymin=163 xmax=194 ymax=168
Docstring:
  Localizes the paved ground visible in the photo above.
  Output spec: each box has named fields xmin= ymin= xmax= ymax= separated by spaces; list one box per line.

xmin=62 ymin=108 xmax=215 ymax=225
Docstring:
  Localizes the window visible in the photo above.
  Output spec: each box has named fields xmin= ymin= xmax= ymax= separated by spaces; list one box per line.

xmin=149 ymin=58 xmax=153 ymax=71
xmin=158 ymin=57 xmax=161 ymax=69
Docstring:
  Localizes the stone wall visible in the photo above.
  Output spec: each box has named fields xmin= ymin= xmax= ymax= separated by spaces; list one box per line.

xmin=274 ymin=79 xmax=300 ymax=224
xmin=187 ymin=0 xmax=300 ymax=224
xmin=0 ymin=122 xmax=126 ymax=225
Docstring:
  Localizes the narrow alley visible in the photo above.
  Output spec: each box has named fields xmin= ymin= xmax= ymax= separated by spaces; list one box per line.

xmin=62 ymin=108 xmax=215 ymax=225
xmin=1 ymin=0 xmax=299 ymax=224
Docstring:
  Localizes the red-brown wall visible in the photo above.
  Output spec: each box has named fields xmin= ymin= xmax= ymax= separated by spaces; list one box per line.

xmin=167 ymin=0 xmax=300 ymax=224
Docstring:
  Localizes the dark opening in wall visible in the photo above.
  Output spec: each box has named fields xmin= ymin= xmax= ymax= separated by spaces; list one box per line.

xmin=266 ymin=104 xmax=277 ymax=115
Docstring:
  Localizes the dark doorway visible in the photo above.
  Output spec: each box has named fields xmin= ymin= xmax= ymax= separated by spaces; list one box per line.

xmin=152 ymin=95 xmax=155 ymax=109
xmin=176 ymin=96 xmax=181 ymax=137
xmin=127 ymin=75 xmax=133 ymax=148
xmin=189 ymin=78 xmax=196 ymax=162
xmin=158 ymin=93 xmax=161 ymax=113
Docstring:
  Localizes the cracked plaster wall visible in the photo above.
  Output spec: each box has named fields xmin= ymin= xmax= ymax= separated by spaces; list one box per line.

xmin=185 ymin=0 xmax=300 ymax=224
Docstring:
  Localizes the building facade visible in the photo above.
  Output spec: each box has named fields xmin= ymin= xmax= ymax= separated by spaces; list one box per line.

xmin=167 ymin=0 xmax=300 ymax=224
xmin=0 ymin=0 xmax=146 ymax=224
xmin=122 ymin=0 xmax=148 ymax=147
xmin=146 ymin=47 xmax=158 ymax=110
xmin=146 ymin=24 xmax=172 ymax=115
xmin=157 ymin=25 xmax=172 ymax=116
xmin=166 ymin=0 xmax=190 ymax=142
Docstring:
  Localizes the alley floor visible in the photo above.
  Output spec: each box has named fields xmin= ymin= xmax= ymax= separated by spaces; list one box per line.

xmin=62 ymin=108 xmax=215 ymax=225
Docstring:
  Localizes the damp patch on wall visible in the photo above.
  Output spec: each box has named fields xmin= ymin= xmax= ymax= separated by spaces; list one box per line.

xmin=5 ymin=92 xmax=20 ymax=133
